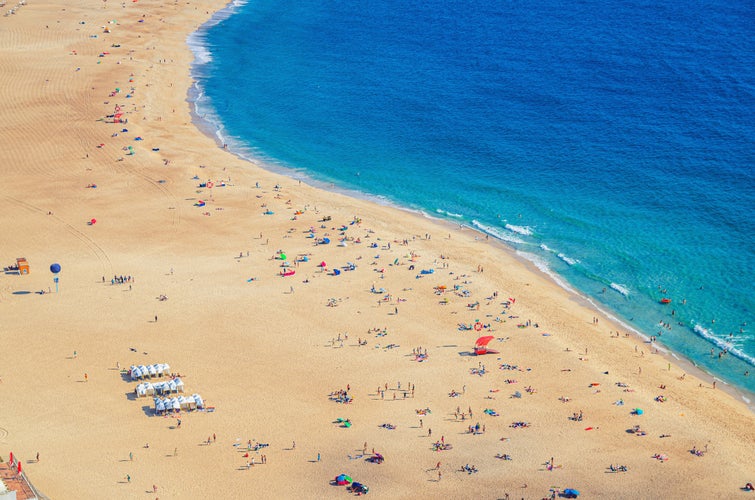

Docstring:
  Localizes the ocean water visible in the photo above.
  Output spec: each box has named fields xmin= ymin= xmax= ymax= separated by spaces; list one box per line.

xmin=190 ymin=0 xmax=755 ymax=396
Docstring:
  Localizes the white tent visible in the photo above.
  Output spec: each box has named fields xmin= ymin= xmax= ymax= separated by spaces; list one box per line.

xmin=193 ymin=394 xmax=204 ymax=409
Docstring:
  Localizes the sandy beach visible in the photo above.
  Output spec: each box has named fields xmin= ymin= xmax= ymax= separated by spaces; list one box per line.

xmin=1 ymin=0 xmax=753 ymax=498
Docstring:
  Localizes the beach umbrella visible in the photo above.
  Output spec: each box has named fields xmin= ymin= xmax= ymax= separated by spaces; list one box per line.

xmin=335 ymin=474 xmax=352 ymax=485
xmin=279 ymin=253 xmax=287 ymax=260
xmin=563 ymin=488 xmax=580 ymax=498
xmin=50 ymin=263 xmax=61 ymax=274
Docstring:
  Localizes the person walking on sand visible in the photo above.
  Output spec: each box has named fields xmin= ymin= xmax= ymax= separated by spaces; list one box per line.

xmin=317 ymin=452 xmax=321 ymax=462
xmin=36 ymin=452 xmax=39 ymax=462
xmin=84 ymin=373 xmax=88 ymax=382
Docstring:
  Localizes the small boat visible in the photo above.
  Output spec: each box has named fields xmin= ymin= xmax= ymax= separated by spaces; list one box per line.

xmin=660 ymin=298 xmax=671 ymax=304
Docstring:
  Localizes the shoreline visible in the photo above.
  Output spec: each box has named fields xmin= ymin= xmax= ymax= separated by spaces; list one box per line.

xmin=1 ymin=0 xmax=753 ymax=498
xmin=185 ymin=4 xmax=755 ymax=409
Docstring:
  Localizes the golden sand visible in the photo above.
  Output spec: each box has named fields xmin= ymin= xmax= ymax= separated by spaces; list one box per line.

xmin=1 ymin=1 xmax=753 ymax=498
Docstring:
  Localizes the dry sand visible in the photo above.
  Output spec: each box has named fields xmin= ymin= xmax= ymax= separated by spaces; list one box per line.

xmin=1 ymin=1 xmax=753 ymax=498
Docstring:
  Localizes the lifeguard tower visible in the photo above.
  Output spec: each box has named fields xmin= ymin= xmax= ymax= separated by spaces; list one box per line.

xmin=16 ymin=258 xmax=30 ymax=275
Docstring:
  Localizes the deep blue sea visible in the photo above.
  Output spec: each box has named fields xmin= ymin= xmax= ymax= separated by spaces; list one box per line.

xmin=189 ymin=0 xmax=755 ymax=397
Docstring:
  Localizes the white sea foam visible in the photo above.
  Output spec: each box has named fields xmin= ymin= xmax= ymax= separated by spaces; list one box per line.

xmin=504 ymin=223 xmax=533 ymax=236
xmin=693 ymin=325 xmax=755 ymax=367
xmin=539 ymin=244 xmax=552 ymax=252
xmin=187 ymin=33 xmax=212 ymax=65
xmin=516 ymin=250 xmax=577 ymax=293
xmin=435 ymin=208 xmax=462 ymax=218
xmin=187 ymin=0 xmax=250 ymax=66
xmin=471 ymin=220 xmax=524 ymax=244
xmin=556 ymin=252 xmax=579 ymax=266
xmin=610 ymin=283 xmax=630 ymax=297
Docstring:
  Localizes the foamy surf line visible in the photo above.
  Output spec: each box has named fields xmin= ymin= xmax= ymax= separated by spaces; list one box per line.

xmin=471 ymin=220 xmax=525 ymax=244
xmin=694 ymin=325 xmax=755 ymax=367
xmin=505 ymin=223 xmax=533 ymax=236
xmin=539 ymin=244 xmax=579 ymax=266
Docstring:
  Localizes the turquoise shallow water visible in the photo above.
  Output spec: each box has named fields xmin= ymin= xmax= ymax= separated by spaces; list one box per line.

xmin=189 ymin=0 xmax=755 ymax=396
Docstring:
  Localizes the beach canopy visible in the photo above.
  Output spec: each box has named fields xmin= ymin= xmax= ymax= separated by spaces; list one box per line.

xmin=474 ymin=335 xmax=497 ymax=355
xmin=475 ymin=335 xmax=494 ymax=347
xmin=563 ymin=489 xmax=580 ymax=498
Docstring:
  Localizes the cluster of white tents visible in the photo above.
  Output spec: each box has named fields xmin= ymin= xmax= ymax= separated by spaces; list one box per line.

xmin=135 ymin=378 xmax=184 ymax=397
xmin=128 ymin=362 xmax=206 ymax=415
xmin=130 ymin=363 xmax=171 ymax=380
xmin=154 ymin=394 xmax=205 ymax=414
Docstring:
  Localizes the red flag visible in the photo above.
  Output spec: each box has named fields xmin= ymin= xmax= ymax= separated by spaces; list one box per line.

xmin=9 ymin=451 xmax=13 ymax=465
xmin=17 ymin=461 xmax=22 ymax=474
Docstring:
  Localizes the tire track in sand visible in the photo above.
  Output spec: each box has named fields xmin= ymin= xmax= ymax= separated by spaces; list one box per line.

xmin=1 ymin=195 xmax=113 ymax=274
